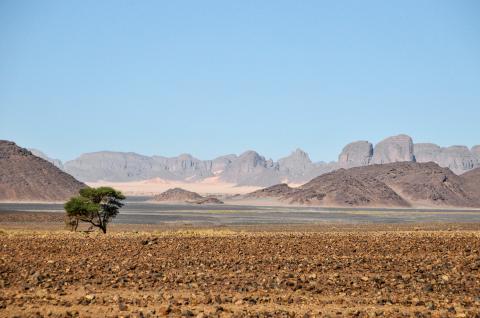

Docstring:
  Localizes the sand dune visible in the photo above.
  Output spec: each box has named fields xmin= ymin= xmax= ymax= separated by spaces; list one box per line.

xmin=87 ymin=176 xmax=261 ymax=196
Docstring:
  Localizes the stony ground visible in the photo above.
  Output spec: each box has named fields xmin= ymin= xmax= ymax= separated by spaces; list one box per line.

xmin=1 ymin=225 xmax=480 ymax=318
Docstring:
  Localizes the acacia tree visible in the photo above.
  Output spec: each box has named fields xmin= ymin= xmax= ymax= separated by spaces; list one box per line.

xmin=64 ymin=187 xmax=125 ymax=234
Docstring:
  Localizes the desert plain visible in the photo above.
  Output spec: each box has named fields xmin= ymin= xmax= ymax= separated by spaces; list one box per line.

xmin=1 ymin=210 xmax=480 ymax=318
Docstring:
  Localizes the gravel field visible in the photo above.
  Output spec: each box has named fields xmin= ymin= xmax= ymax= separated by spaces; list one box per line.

xmin=1 ymin=225 xmax=480 ymax=317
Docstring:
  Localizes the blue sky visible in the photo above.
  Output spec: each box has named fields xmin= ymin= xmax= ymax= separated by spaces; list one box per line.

xmin=1 ymin=0 xmax=479 ymax=162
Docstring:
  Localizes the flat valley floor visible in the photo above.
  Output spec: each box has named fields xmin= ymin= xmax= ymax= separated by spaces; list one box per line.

xmin=1 ymin=211 xmax=480 ymax=317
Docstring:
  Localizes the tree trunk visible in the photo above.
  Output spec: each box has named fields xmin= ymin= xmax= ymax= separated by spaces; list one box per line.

xmin=96 ymin=212 xmax=107 ymax=234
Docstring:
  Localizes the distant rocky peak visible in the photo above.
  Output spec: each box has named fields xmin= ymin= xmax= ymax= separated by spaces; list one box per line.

xmin=371 ymin=134 xmax=415 ymax=164
xmin=238 ymin=150 xmax=264 ymax=164
xmin=177 ymin=153 xmax=195 ymax=160
xmin=240 ymin=150 xmax=261 ymax=157
xmin=292 ymin=148 xmax=308 ymax=156
xmin=472 ymin=145 xmax=480 ymax=158
xmin=280 ymin=148 xmax=311 ymax=162
xmin=292 ymin=148 xmax=311 ymax=161
xmin=338 ymin=141 xmax=373 ymax=166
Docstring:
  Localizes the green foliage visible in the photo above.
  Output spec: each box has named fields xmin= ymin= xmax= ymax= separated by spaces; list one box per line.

xmin=64 ymin=187 xmax=125 ymax=234
xmin=79 ymin=187 xmax=125 ymax=204
xmin=65 ymin=196 xmax=99 ymax=218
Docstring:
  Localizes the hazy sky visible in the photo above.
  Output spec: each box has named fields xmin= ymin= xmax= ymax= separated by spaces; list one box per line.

xmin=1 ymin=0 xmax=479 ymax=162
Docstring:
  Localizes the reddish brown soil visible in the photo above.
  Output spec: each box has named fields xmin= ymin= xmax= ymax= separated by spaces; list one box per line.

xmin=0 ymin=226 xmax=479 ymax=317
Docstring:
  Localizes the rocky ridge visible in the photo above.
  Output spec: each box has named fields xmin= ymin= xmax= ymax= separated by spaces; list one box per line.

xmin=0 ymin=141 xmax=86 ymax=201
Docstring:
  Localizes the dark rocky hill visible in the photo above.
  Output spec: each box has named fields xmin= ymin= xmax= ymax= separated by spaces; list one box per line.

xmin=152 ymin=188 xmax=203 ymax=202
xmin=461 ymin=167 xmax=480 ymax=199
xmin=348 ymin=162 xmax=477 ymax=207
xmin=247 ymin=183 xmax=298 ymax=199
xmin=285 ymin=168 xmax=409 ymax=207
xmin=152 ymin=188 xmax=224 ymax=204
xmin=0 ymin=141 xmax=86 ymax=201
xmin=249 ymin=162 xmax=480 ymax=208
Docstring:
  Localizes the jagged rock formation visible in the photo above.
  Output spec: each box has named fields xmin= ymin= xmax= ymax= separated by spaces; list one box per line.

xmin=277 ymin=149 xmax=330 ymax=183
xmin=249 ymin=162 xmax=479 ymax=208
xmin=278 ymin=149 xmax=312 ymax=176
xmin=29 ymin=148 xmax=64 ymax=169
xmin=63 ymin=152 xmax=216 ymax=182
xmin=151 ymin=154 xmax=214 ymax=181
xmin=338 ymin=141 xmax=373 ymax=167
xmin=219 ymin=151 xmax=281 ymax=187
xmin=0 ymin=141 xmax=86 ymax=201
xmin=371 ymin=135 xmax=415 ymax=164
xmin=211 ymin=154 xmax=237 ymax=175
xmin=64 ymin=152 xmax=156 ymax=182
xmin=414 ymin=144 xmax=479 ymax=174
xmin=152 ymin=188 xmax=223 ymax=204
xmin=413 ymin=143 xmax=441 ymax=162
xmin=434 ymin=146 xmax=479 ymax=175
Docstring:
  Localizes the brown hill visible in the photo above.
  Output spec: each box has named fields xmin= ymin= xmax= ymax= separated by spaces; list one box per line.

xmin=461 ymin=167 xmax=480 ymax=198
xmin=348 ymin=162 xmax=477 ymax=207
xmin=285 ymin=168 xmax=409 ymax=207
xmin=152 ymin=188 xmax=203 ymax=202
xmin=246 ymin=183 xmax=298 ymax=198
xmin=0 ymin=141 xmax=86 ymax=201
xmin=248 ymin=162 xmax=480 ymax=208
xmin=193 ymin=197 xmax=224 ymax=205
xmin=152 ymin=188 xmax=224 ymax=204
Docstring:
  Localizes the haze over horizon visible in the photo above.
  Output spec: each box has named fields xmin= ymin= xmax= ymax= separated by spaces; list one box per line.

xmin=1 ymin=0 xmax=479 ymax=162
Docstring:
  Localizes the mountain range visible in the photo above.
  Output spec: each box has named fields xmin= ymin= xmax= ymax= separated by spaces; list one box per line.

xmin=30 ymin=134 xmax=480 ymax=187
xmin=2 ymin=139 xmax=479 ymax=207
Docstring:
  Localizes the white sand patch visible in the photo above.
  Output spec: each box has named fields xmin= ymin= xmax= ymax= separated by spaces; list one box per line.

xmin=87 ymin=178 xmax=261 ymax=196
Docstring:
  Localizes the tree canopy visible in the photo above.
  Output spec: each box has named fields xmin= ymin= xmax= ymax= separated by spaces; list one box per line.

xmin=64 ymin=187 xmax=125 ymax=233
